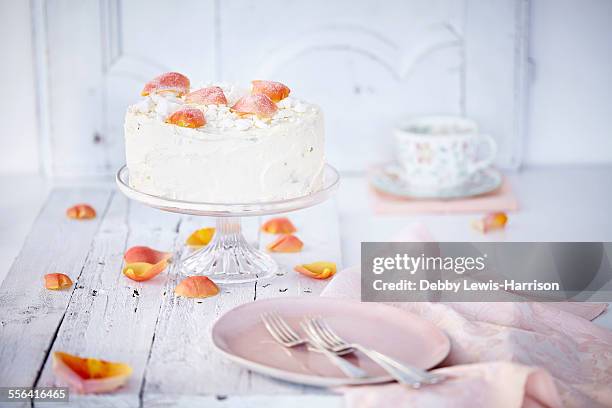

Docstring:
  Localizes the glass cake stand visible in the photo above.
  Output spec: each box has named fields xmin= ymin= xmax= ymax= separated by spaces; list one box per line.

xmin=115 ymin=164 xmax=340 ymax=284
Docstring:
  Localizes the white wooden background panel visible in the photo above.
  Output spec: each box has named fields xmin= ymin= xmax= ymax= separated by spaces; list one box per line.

xmin=4 ymin=0 xmax=612 ymax=176
xmin=464 ymin=0 xmax=529 ymax=169
xmin=526 ymin=0 xmax=612 ymax=165
xmin=28 ymin=0 xmax=528 ymax=177
xmin=45 ymin=0 xmax=105 ymax=177
xmin=0 ymin=0 xmax=39 ymax=174
xmin=219 ymin=0 xmax=466 ymax=172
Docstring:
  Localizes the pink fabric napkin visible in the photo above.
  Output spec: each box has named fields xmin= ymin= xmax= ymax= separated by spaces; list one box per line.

xmin=370 ymin=177 xmax=519 ymax=214
xmin=323 ymin=225 xmax=611 ymax=407
xmin=323 ymin=267 xmax=611 ymax=407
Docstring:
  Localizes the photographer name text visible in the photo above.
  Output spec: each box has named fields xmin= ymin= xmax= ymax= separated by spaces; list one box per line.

xmin=372 ymin=279 xmax=560 ymax=292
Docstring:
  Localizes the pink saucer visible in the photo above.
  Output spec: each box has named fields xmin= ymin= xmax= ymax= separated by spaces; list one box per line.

xmin=211 ymin=297 xmax=450 ymax=387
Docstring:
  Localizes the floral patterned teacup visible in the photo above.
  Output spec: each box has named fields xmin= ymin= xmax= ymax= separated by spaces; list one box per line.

xmin=393 ymin=116 xmax=497 ymax=189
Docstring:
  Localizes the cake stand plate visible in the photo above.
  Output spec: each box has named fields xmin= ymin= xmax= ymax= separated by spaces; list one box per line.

xmin=116 ymin=164 xmax=340 ymax=284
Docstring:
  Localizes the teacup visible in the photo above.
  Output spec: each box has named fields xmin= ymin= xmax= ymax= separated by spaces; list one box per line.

xmin=393 ymin=116 xmax=497 ymax=189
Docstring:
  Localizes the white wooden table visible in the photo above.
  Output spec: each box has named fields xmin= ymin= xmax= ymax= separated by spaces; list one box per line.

xmin=0 ymin=186 xmax=344 ymax=407
xmin=1 ymin=166 xmax=611 ymax=406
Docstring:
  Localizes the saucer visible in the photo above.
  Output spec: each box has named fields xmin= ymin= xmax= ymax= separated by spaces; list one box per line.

xmin=211 ymin=297 xmax=450 ymax=387
xmin=370 ymin=163 xmax=502 ymax=199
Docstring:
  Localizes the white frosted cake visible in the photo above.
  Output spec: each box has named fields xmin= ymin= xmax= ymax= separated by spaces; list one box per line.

xmin=124 ymin=73 xmax=325 ymax=203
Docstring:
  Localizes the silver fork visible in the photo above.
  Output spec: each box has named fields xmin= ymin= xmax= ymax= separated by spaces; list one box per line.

xmin=260 ymin=312 xmax=369 ymax=379
xmin=305 ymin=317 xmax=446 ymax=388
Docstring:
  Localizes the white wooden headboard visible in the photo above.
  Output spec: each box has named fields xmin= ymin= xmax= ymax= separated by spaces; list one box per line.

xmin=32 ymin=0 xmax=528 ymax=176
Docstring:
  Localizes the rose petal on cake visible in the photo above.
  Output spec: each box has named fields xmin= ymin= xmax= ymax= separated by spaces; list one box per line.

xmin=66 ymin=204 xmax=96 ymax=220
xmin=185 ymin=86 xmax=228 ymax=105
xmin=44 ymin=273 xmax=73 ymax=290
xmin=175 ymin=276 xmax=219 ymax=298
xmin=294 ymin=262 xmax=337 ymax=279
xmin=472 ymin=212 xmax=508 ymax=233
xmin=185 ymin=227 xmax=215 ymax=248
xmin=230 ymin=94 xmax=278 ymax=118
xmin=123 ymin=260 xmax=169 ymax=282
xmin=52 ymin=351 xmax=132 ymax=394
xmin=166 ymin=107 xmax=206 ymax=128
xmin=267 ymin=234 xmax=304 ymax=253
xmin=251 ymin=80 xmax=290 ymax=102
xmin=124 ymin=246 xmax=172 ymax=264
xmin=141 ymin=72 xmax=190 ymax=96
xmin=261 ymin=217 xmax=297 ymax=234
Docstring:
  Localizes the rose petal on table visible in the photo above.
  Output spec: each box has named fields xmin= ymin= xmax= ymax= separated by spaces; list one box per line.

xmin=166 ymin=107 xmax=206 ymax=128
xmin=52 ymin=351 xmax=132 ymax=394
xmin=261 ymin=217 xmax=297 ymax=234
xmin=294 ymin=262 xmax=337 ymax=279
xmin=230 ymin=94 xmax=278 ymax=118
xmin=185 ymin=227 xmax=215 ymax=248
xmin=124 ymin=246 xmax=171 ymax=264
xmin=267 ymin=234 xmax=304 ymax=253
xmin=123 ymin=260 xmax=169 ymax=282
xmin=44 ymin=273 xmax=73 ymax=290
xmin=66 ymin=204 xmax=96 ymax=220
xmin=472 ymin=212 xmax=508 ymax=233
xmin=251 ymin=80 xmax=290 ymax=102
xmin=175 ymin=276 xmax=219 ymax=298
xmin=185 ymin=86 xmax=227 ymax=105
xmin=141 ymin=72 xmax=190 ymax=96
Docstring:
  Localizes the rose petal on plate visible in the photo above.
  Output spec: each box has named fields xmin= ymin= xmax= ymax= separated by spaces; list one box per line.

xmin=251 ymin=80 xmax=290 ymax=102
xmin=123 ymin=260 xmax=169 ymax=282
xmin=52 ymin=351 xmax=132 ymax=394
xmin=261 ymin=217 xmax=297 ymax=234
xmin=66 ymin=204 xmax=96 ymax=220
xmin=185 ymin=86 xmax=228 ymax=105
xmin=185 ymin=227 xmax=215 ymax=248
xmin=267 ymin=234 xmax=304 ymax=253
xmin=166 ymin=107 xmax=206 ymax=128
xmin=141 ymin=72 xmax=190 ymax=96
xmin=230 ymin=94 xmax=278 ymax=118
xmin=44 ymin=273 xmax=73 ymax=290
xmin=294 ymin=262 xmax=337 ymax=279
xmin=175 ymin=276 xmax=219 ymax=298
xmin=124 ymin=246 xmax=172 ymax=264
xmin=472 ymin=212 xmax=508 ymax=233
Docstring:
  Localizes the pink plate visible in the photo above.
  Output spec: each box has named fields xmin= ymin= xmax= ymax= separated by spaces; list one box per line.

xmin=211 ymin=297 xmax=450 ymax=387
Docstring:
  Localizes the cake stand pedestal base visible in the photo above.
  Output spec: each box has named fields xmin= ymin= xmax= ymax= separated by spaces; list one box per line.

xmin=116 ymin=164 xmax=339 ymax=285
xmin=180 ymin=217 xmax=277 ymax=283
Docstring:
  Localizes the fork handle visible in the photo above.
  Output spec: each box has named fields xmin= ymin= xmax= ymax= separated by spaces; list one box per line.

xmin=351 ymin=344 xmax=442 ymax=387
xmin=309 ymin=341 xmax=369 ymax=379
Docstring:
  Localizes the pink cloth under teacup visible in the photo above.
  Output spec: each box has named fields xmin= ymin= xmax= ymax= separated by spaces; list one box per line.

xmin=370 ymin=177 xmax=519 ymax=214
xmin=322 ymin=224 xmax=612 ymax=407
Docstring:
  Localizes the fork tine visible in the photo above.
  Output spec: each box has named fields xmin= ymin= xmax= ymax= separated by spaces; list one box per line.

xmin=308 ymin=318 xmax=339 ymax=348
xmin=300 ymin=321 xmax=324 ymax=345
xmin=304 ymin=318 xmax=336 ymax=349
xmin=316 ymin=318 xmax=346 ymax=346
xmin=269 ymin=312 xmax=298 ymax=342
xmin=310 ymin=318 xmax=343 ymax=347
xmin=261 ymin=313 xmax=289 ymax=344
xmin=271 ymin=312 xmax=299 ymax=341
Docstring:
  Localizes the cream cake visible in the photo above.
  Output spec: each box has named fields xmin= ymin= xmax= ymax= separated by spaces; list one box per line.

xmin=124 ymin=73 xmax=325 ymax=203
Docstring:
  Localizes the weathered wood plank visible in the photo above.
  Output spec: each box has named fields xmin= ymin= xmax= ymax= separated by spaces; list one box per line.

xmin=142 ymin=201 xmax=342 ymax=403
xmin=0 ymin=188 xmax=112 ymax=396
xmin=34 ymin=193 xmax=182 ymax=407
xmin=142 ymin=215 xmax=258 ymax=401
xmin=257 ymin=199 xmax=343 ymax=300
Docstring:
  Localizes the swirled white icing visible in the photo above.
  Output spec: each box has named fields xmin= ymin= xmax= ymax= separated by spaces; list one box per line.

xmin=124 ymin=83 xmax=325 ymax=203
